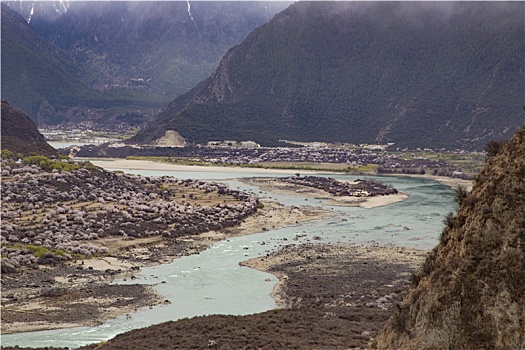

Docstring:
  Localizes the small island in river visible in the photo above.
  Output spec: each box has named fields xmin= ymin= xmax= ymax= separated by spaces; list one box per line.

xmin=242 ymin=175 xmax=407 ymax=209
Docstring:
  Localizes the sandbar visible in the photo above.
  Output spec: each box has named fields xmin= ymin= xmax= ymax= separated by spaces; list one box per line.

xmin=85 ymin=158 xmax=319 ymax=175
xmin=1 ymin=200 xmax=330 ymax=335
xmin=86 ymin=158 xmax=473 ymax=192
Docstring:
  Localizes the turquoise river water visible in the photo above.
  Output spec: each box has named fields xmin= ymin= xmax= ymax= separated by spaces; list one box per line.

xmin=1 ymin=163 xmax=455 ymax=348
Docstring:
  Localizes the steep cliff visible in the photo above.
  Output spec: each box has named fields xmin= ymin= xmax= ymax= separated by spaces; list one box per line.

xmin=375 ymin=124 xmax=525 ymax=349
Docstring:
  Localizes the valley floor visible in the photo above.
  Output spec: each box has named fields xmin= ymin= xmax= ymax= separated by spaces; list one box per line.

xmin=1 ymin=161 xmax=462 ymax=349
xmin=88 ymin=158 xmax=473 ymax=191
xmin=0 ymin=201 xmax=329 ymax=335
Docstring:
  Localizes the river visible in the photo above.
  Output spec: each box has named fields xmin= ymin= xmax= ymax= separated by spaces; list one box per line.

xmin=1 ymin=164 xmax=455 ymax=348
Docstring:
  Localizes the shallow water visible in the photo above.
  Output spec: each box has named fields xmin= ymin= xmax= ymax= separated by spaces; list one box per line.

xmin=1 ymin=166 xmax=455 ymax=348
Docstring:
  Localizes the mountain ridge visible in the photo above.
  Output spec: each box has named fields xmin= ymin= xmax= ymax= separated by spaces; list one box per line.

xmin=131 ymin=1 xmax=524 ymax=150
xmin=23 ymin=1 xmax=291 ymax=96
xmin=1 ymin=3 xmax=172 ymax=126
xmin=2 ymin=1 xmax=290 ymax=126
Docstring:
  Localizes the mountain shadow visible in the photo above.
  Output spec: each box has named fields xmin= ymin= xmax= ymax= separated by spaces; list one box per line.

xmin=17 ymin=1 xmax=291 ymax=97
xmin=1 ymin=3 xmax=172 ymax=126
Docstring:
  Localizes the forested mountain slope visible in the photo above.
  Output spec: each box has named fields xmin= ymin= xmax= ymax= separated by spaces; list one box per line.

xmin=1 ymin=3 xmax=94 ymax=124
xmin=1 ymin=4 xmax=171 ymax=126
xmin=132 ymin=1 xmax=524 ymax=150
xmin=375 ymin=122 xmax=525 ymax=349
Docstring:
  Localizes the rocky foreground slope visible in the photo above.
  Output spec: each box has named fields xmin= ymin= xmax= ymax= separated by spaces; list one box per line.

xmin=375 ymin=124 xmax=525 ymax=349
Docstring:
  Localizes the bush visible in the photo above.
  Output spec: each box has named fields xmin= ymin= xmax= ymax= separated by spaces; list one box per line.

xmin=485 ymin=140 xmax=504 ymax=158
xmin=443 ymin=212 xmax=456 ymax=228
xmin=1 ymin=149 xmax=15 ymax=159
xmin=22 ymin=155 xmax=80 ymax=172
xmin=25 ymin=245 xmax=51 ymax=257
xmin=454 ymin=185 xmax=469 ymax=205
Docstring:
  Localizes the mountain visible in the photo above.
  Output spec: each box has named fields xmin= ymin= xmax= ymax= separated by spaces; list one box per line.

xmin=1 ymin=100 xmax=59 ymax=157
xmin=131 ymin=1 xmax=524 ymax=150
xmin=19 ymin=1 xmax=291 ymax=97
xmin=2 ymin=1 xmax=290 ymax=126
xmin=1 ymin=3 xmax=171 ymax=126
xmin=375 ymin=122 xmax=525 ymax=349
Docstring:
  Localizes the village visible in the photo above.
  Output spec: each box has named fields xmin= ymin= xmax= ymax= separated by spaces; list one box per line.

xmin=70 ymin=138 xmax=483 ymax=180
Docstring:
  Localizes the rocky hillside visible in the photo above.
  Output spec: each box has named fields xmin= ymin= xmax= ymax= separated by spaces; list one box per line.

xmin=131 ymin=1 xmax=524 ymax=150
xmin=375 ymin=123 xmax=525 ymax=349
xmin=0 ymin=100 xmax=59 ymax=157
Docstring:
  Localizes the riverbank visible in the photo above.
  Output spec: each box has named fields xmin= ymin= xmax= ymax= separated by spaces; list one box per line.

xmin=87 ymin=157 xmax=472 ymax=192
xmin=86 ymin=157 xmax=474 ymax=192
xmin=393 ymin=173 xmax=473 ymax=191
xmin=242 ymin=242 xmax=427 ymax=306
xmin=1 ymin=200 xmax=330 ymax=335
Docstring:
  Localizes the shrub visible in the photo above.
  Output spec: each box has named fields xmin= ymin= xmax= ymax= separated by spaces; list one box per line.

xmin=485 ymin=140 xmax=504 ymax=158
xmin=25 ymin=244 xmax=51 ymax=257
xmin=1 ymin=149 xmax=15 ymax=159
xmin=454 ymin=185 xmax=469 ymax=205
xmin=443 ymin=212 xmax=456 ymax=228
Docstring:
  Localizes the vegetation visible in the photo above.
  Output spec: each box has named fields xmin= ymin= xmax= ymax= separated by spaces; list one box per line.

xmin=24 ymin=245 xmax=65 ymax=258
xmin=126 ymin=155 xmax=380 ymax=174
xmin=484 ymin=140 xmax=505 ymax=158
xmin=21 ymin=155 xmax=80 ymax=172
xmin=0 ymin=159 xmax=260 ymax=272
xmin=1 ymin=4 xmax=171 ymax=126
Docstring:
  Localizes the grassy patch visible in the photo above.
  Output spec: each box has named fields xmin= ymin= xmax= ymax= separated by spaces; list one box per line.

xmin=25 ymin=245 xmax=51 ymax=257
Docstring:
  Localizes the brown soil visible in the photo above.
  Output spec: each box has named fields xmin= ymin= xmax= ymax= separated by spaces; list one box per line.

xmin=1 ymin=174 xmax=424 ymax=350
xmin=375 ymin=126 xmax=525 ymax=349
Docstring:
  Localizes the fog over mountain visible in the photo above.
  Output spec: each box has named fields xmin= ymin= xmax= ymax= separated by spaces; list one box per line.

xmin=3 ymin=0 xmax=70 ymax=23
xmin=17 ymin=1 xmax=291 ymax=96
xmin=3 ymin=1 xmax=523 ymax=150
